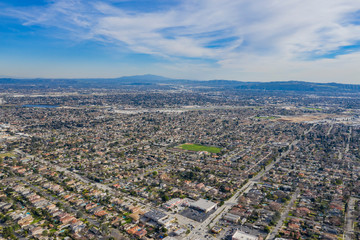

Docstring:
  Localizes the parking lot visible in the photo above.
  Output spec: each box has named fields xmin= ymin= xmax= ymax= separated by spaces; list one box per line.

xmin=217 ymin=220 xmax=268 ymax=239
xmin=180 ymin=207 xmax=216 ymax=222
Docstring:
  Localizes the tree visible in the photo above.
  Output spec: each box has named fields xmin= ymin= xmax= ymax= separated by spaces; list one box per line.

xmin=162 ymin=194 xmax=170 ymax=202
xmin=334 ymin=179 xmax=343 ymax=185
xmin=76 ymin=211 xmax=84 ymax=218
xmin=56 ymin=202 xmax=63 ymax=208
xmin=101 ymin=224 xmax=109 ymax=234
xmin=2 ymin=226 xmax=15 ymax=239
xmin=42 ymin=230 xmax=48 ymax=236
xmin=270 ymin=211 xmax=281 ymax=226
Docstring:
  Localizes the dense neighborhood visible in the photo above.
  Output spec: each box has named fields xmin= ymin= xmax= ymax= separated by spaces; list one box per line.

xmin=0 ymin=88 xmax=359 ymax=240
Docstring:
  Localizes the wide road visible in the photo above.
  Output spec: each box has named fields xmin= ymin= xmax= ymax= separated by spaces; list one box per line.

xmin=186 ymin=125 xmax=315 ymax=240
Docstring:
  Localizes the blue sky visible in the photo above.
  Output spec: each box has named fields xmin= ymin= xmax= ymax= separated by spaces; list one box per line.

xmin=1 ymin=0 xmax=360 ymax=83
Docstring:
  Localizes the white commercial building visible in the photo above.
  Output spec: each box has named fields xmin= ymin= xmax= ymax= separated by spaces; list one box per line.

xmin=190 ymin=198 xmax=217 ymax=213
xmin=232 ymin=230 xmax=258 ymax=240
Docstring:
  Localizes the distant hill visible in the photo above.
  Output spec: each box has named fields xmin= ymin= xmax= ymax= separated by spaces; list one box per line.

xmin=0 ymin=75 xmax=359 ymax=93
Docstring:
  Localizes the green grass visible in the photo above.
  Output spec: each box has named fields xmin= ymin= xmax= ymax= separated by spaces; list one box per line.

xmin=304 ymin=107 xmax=322 ymax=111
xmin=254 ymin=116 xmax=278 ymax=120
xmin=31 ymin=218 xmax=41 ymax=224
xmin=0 ymin=152 xmax=15 ymax=158
xmin=178 ymin=144 xmax=221 ymax=153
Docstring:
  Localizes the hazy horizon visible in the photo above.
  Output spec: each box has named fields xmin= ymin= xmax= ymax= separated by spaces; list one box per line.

xmin=2 ymin=74 xmax=360 ymax=87
xmin=1 ymin=0 xmax=360 ymax=84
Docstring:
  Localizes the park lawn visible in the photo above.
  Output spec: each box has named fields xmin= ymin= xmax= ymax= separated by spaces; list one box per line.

xmin=0 ymin=152 xmax=15 ymax=158
xmin=178 ymin=143 xmax=221 ymax=153
xmin=254 ymin=116 xmax=278 ymax=120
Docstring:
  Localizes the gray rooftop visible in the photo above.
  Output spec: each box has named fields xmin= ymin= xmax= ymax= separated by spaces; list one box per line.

xmin=144 ymin=210 xmax=168 ymax=222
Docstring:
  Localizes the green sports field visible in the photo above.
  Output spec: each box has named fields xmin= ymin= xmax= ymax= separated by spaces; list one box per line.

xmin=178 ymin=143 xmax=221 ymax=153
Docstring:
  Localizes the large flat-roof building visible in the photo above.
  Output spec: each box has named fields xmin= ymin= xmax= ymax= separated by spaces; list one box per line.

xmin=232 ymin=230 xmax=258 ymax=240
xmin=223 ymin=213 xmax=240 ymax=223
xmin=163 ymin=198 xmax=186 ymax=209
xmin=163 ymin=237 xmax=177 ymax=240
xmin=143 ymin=210 xmax=174 ymax=226
xmin=190 ymin=198 xmax=217 ymax=213
xmin=144 ymin=210 xmax=167 ymax=223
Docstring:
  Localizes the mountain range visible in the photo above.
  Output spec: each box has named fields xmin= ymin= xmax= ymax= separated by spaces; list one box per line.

xmin=1 ymin=74 xmax=359 ymax=93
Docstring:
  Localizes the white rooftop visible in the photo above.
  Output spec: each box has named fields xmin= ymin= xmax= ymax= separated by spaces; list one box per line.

xmin=232 ymin=230 xmax=258 ymax=240
xmin=191 ymin=198 xmax=217 ymax=211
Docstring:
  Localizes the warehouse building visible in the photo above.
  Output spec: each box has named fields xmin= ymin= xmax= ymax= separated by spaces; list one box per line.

xmin=144 ymin=210 xmax=167 ymax=223
xmin=223 ymin=213 xmax=240 ymax=223
xmin=190 ymin=198 xmax=217 ymax=213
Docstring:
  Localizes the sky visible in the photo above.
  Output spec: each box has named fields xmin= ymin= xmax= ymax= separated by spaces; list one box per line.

xmin=1 ymin=0 xmax=360 ymax=84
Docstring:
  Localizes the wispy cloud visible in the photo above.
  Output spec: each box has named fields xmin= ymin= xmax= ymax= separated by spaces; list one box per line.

xmin=2 ymin=0 xmax=360 ymax=82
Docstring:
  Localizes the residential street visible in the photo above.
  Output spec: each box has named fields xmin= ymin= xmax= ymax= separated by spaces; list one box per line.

xmin=266 ymin=189 xmax=300 ymax=240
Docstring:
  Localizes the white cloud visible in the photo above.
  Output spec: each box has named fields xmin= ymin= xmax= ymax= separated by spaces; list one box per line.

xmin=3 ymin=0 xmax=360 ymax=83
